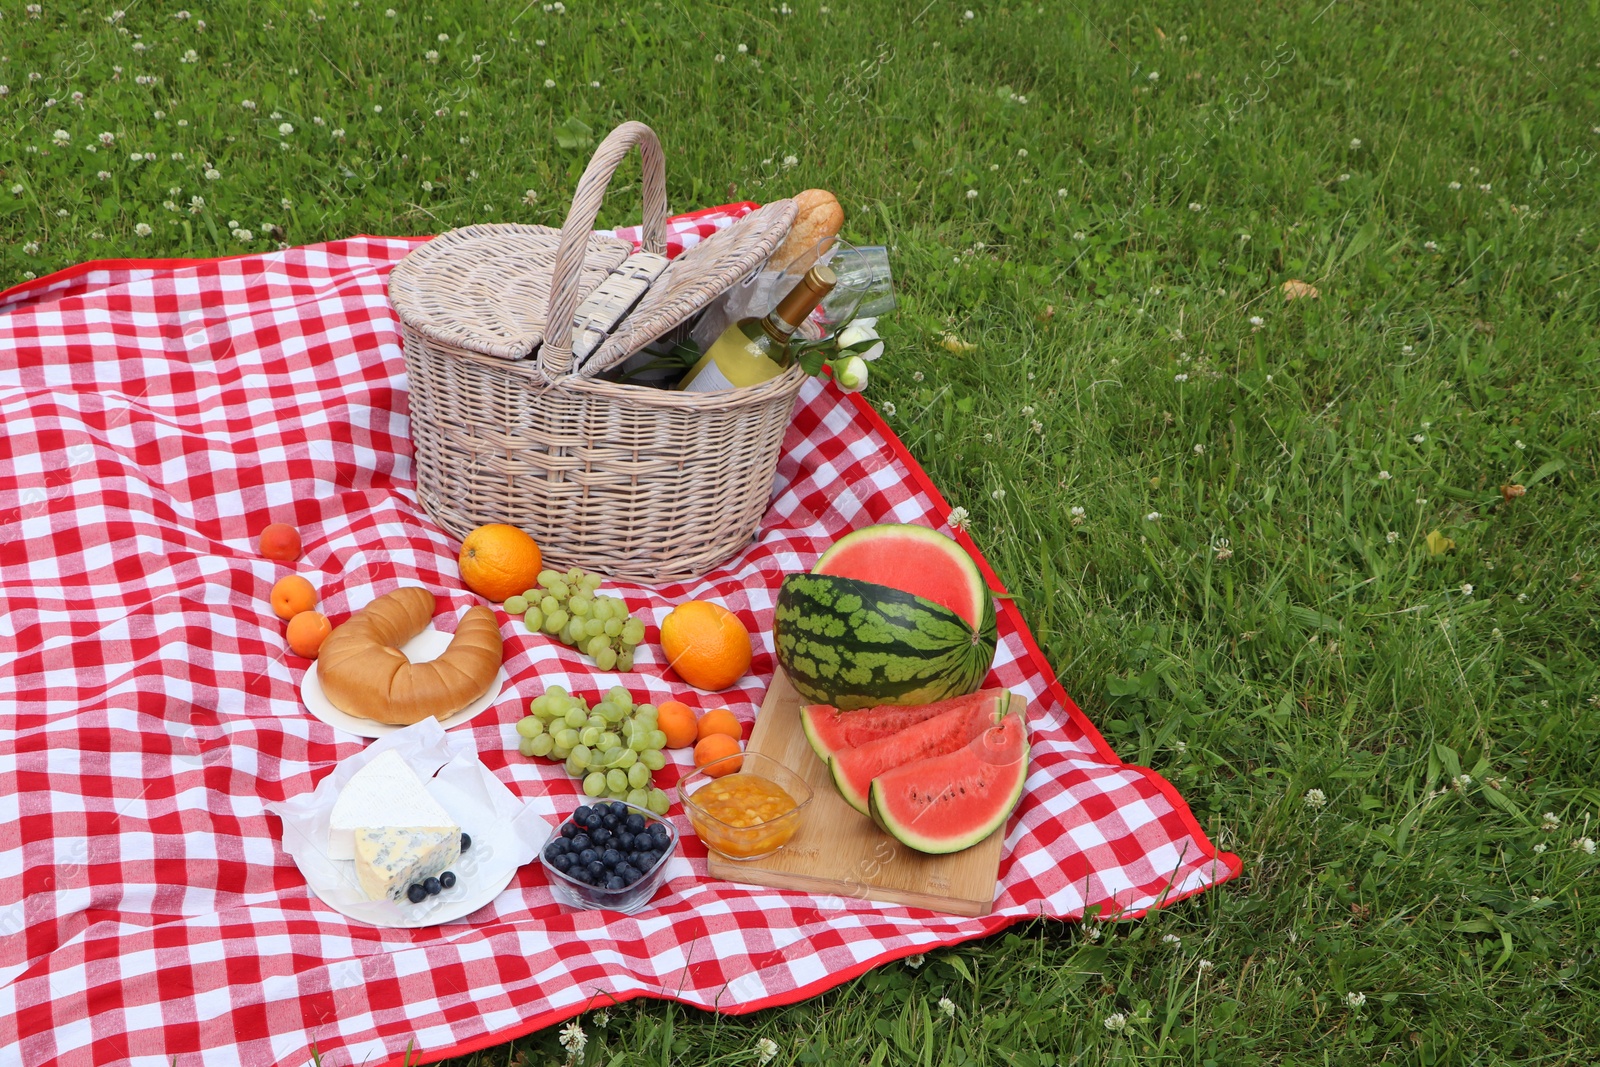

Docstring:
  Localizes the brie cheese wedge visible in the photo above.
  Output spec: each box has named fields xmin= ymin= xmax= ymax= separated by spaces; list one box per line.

xmin=328 ymin=749 xmax=458 ymax=861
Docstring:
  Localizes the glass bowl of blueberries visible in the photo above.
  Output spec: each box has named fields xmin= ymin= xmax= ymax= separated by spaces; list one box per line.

xmin=540 ymin=800 xmax=677 ymax=915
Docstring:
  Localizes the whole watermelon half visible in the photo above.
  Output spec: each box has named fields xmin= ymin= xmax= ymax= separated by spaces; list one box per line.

xmin=774 ymin=571 xmax=998 ymax=711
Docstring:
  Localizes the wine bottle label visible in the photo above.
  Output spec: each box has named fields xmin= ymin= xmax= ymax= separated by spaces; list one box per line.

xmin=681 ymin=358 xmax=739 ymax=393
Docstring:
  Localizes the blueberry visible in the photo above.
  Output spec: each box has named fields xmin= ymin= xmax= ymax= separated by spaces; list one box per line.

xmin=605 ymin=876 xmax=627 ymax=891
xmin=439 ymin=871 xmax=457 ymax=889
xmin=422 ymin=876 xmax=442 ymax=896
xmin=601 ymin=848 xmax=622 ymax=868
xmin=587 ymin=860 xmax=605 ymax=880
xmin=617 ymin=864 xmax=639 ymax=884
xmin=579 ymin=848 xmax=598 ymax=866
xmin=460 ymin=832 xmax=473 ymax=851
xmin=544 ymin=843 xmax=565 ymax=863
xmin=651 ymin=822 xmax=671 ymax=840
xmin=591 ymin=827 xmax=612 ymax=845
xmin=560 ymin=823 xmax=578 ymax=840
xmin=617 ymin=832 xmax=636 ymax=851
xmin=574 ymin=805 xmax=594 ymax=826
xmin=407 ymin=883 xmax=428 ymax=904
xmin=553 ymin=854 xmax=573 ymax=871
xmin=571 ymin=834 xmax=592 ymax=852
xmin=625 ymin=814 xmax=646 ymax=833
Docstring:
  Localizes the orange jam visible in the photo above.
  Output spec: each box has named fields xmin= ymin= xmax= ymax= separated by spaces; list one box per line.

xmin=687 ymin=773 xmax=802 ymax=859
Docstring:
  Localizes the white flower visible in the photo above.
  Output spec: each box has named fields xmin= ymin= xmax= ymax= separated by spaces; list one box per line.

xmin=715 ymin=53 xmax=726 ymax=62
xmin=991 ymin=488 xmax=1007 ymax=502
xmin=1424 ymin=240 xmax=1438 ymax=251
xmin=1249 ymin=315 xmax=1264 ymax=327
xmin=947 ymin=507 xmax=971 ymax=532
xmin=278 ymin=122 xmax=294 ymax=135
xmin=1148 ymin=70 xmax=1159 ymax=81
xmin=833 ymin=355 xmax=869 ymax=393
xmin=1534 ymin=842 xmax=1547 ymax=854
xmin=1578 ymin=837 xmax=1596 ymax=855
xmin=425 ymin=49 xmax=439 ymax=62
xmin=188 ymin=195 xmax=205 ymax=212
xmin=242 ymin=99 xmax=257 ymax=110
xmin=1188 ymin=202 xmax=1203 ymax=212
xmin=180 ymin=48 xmax=199 ymax=63
xmin=373 ymin=104 xmax=383 ymax=113
xmin=558 ymin=1019 xmax=586 ymax=1057
xmin=737 ymin=43 xmax=748 ymax=53
xmin=1303 ymin=788 xmax=1327 ymax=809
xmin=1349 ymin=138 xmax=1362 ymax=149
xmin=134 ymin=222 xmax=152 ymax=237
xmin=756 ymin=1038 xmax=779 ymax=1066
xmin=52 ymin=129 xmax=70 ymax=144
xmin=1413 ymin=433 xmax=1425 ymax=443
xmin=1345 ymin=991 xmax=1366 ymax=1009
xmin=1239 ymin=233 xmax=1251 ymax=242
xmin=938 ymin=997 xmax=956 ymax=1017
xmin=1197 ymin=959 xmax=1214 ymax=972
xmin=782 ymin=153 xmax=799 ymax=168
xmin=385 ymin=7 xmax=396 ymax=15
xmin=1378 ymin=470 xmax=1391 ymax=480
xmin=9 ymin=184 xmax=21 ymax=196
xmin=332 ymin=127 xmax=347 ymax=139
xmin=1162 ymin=933 xmax=1181 ymax=946
xmin=1479 ymin=183 xmax=1492 ymax=193
xmin=1542 ymin=812 xmax=1560 ymax=831
xmin=437 ymin=32 xmax=449 ymax=41
xmin=205 ymin=168 xmax=221 ymax=180
xmin=838 ymin=322 xmax=884 ymax=360
xmin=1072 ymin=231 xmax=1085 ymax=240
xmin=1514 ymin=439 xmax=1525 ymax=450
xmin=1460 ymin=583 xmax=1474 ymax=596
xmin=1103 ymin=1012 xmax=1127 ymax=1032
xmin=421 ymin=180 xmax=434 ymax=192
xmin=22 ymin=241 xmax=40 ymax=255
xmin=1144 ymin=511 xmax=1161 ymax=522
xmin=235 ymin=229 xmax=254 ymax=241
xmin=474 ymin=54 xmax=483 ymax=64
xmin=881 ymin=401 xmax=896 ymax=416
xmin=989 ymin=163 xmax=1000 ymax=171
xmin=966 ymin=189 xmax=978 ymax=200
xmin=178 ymin=119 xmax=189 ymax=127
xmin=544 ymin=78 xmax=556 ymax=88
xmin=0 ymin=87 xmax=8 ymax=97
xmin=97 ymin=131 xmax=117 ymax=146
xmin=1448 ymin=180 xmax=1461 ymax=190
xmin=281 ymin=197 xmax=293 ymax=210
xmin=1030 ymin=419 xmax=1043 ymax=434
xmin=1069 ymin=506 xmax=1085 ymax=526
xmin=174 ymin=9 xmax=190 ymax=18
xmin=1193 ymin=443 xmax=1205 ymax=454
xmin=1456 ymin=773 xmax=1473 ymax=788
xmin=25 ymin=3 xmax=41 ymax=15
xmin=912 ymin=371 xmax=924 ymax=382
xmin=1174 ymin=373 xmax=1188 ymax=382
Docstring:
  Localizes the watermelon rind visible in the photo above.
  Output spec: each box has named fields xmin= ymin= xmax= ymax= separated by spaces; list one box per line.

xmin=814 ymin=523 xmax=990 ymax=631
xmin=799 ymin=688 xmax=1012 ymax=766
xmin=868 ymin=713 xmax=1030 ymax=855
xmin=774 ymin=572 xmax=998 ymax=711
xmin=825 ymin=695 xmax=1008 ymax=815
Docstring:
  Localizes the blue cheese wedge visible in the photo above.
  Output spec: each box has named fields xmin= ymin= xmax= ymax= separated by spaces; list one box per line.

xmin=353 ymin=826 xmax=461 ymax=902
xmin=328 ymin=749 xmax=458 ymax=861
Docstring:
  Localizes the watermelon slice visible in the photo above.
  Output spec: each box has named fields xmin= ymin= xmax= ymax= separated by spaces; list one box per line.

xmin=814 ymin=523 xmax=990 ymax=631
xmin=869 ymin=712 xmax=1030 ymax=855
xmin=800 ymin=688 xmax=1012 ymax=765
xmin=827 ymin=698 xmax=1007 ymax=815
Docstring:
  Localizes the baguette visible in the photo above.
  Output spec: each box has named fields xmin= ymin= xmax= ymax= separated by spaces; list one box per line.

xmin=767 ymin=189 xmax=844 ymax=274
xmin=317 ymin=587 xmax=503 ymax=725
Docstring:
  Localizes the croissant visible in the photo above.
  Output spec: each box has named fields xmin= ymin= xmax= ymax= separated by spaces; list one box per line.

xmin=317 ymin=587 xmax=503 ymax=725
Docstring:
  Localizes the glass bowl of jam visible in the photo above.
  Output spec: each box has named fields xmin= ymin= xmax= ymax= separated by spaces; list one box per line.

xmin=677 ymin=752 xmax=813 ymax=862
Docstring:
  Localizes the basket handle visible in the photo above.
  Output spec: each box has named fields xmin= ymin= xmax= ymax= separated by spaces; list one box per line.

xmin=537 ymin=121 xmax=669 ymax=380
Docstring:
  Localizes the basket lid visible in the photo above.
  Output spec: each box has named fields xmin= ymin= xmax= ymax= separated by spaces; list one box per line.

xmin=387 ymin=223 xmax=632 ymax=360
xmin=578 ymin=198 xmax=798 ymax=376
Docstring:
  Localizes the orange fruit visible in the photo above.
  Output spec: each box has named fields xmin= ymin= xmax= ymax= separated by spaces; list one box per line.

xmin=693 ymin=733 xmax=742 ymax=776
xmin=696 ymin=707 xmax=743 ymax=744
xmin=657 ymin=700 xmax=699 ymax=750
xmin=270 ymin=574 xmax=317 ymax=621
xmin=259 ymin=523 xmax=302 ymax=562
xmin=659 ymin=601 xmax=752 ymax=692
xmin=458 ymin=523 xmax=542 ymax=604
xmin=286 ymin=610 xmax=332 ymax=658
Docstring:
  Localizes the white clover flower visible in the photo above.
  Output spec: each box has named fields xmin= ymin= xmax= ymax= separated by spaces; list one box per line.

xmin=1069 ymin=506 xmax=1085 ymax=525
xmin=1072 ymin=231 xmax=1085 ymax=240
xmin=1197 ymin=959 xmax=1214 ymax=972
xmin=1303 ymin=788 xmax=1327 ymax=809
xmin=912 ymin=370 xmax=924 ymax=382
xmin=385 ymin=7 xmax=396 ymax=15
xmin=782 ymin=153 xmax=799 ymax=168
xmin=1542 ymin=812 xmax=1560 ymax=831
xmin=188 ymin=195 xmax=205 ymax=212
xmin=1424 ymin=240 xmax=1438 ymax=251
xmin=174 ymin=8 xmax=190 ymax=17
xmin=737 ymin=43 xmax=748 ymax=53
xmin=756 ymin=1038 xmax=779 ymax=1066
xmin=23 ymin=241 xmax=41 ymax=254
xmin=715 ymin=53 xmax=726 ymax=62
xmin=1491 ymin=627 xmax=1503 ymax=640
xmin=1145 ymin=511 xmax=1161 ymax=522
xmin=277 ymin=122 xmax=294 ymax=135
xmin=1337 ymin=173 xmax=1351 ymax=182
xmin=1378 ymin=470 xmax=1391 ymax=480
xmin=1413 ymin=433 xmax=1425 ymax=443
xmin=437 ymin=31 xmax=449 ymax=41
xmin=425 ymin=49 xmax=439 ymax=62
xmin=1461 ymin=583 xmax=1474 ymax=596
xmin=1174 ymin=373 xmax=1188 ymax=382
xmin=1534 ymin=842 xmax=1547 ymax=853
xmin=1239 ymin=233 xmax=1251 ymax=242
xmin=235 ymin=228 xmax=254 ymax=241
xmin=134 ymin=222 xmax=153 ymax=237
xmin=1103 ymin=1012 xmax=1127 ymax=1032
xmin=1401 ymin=343 xmax=1414 ymax=354
xmin=332 ymin=128 xmax=346 ymax=139
xmin=558 ymin=1020 xmax=586 ymax=1057
xmin=938 ymin=997 xmax=956 ymax=1017
xmin=9 ymin=184 xmax=21 ymax=196
xmin=242 ymin=99 xmax=257 ymax=110
xmin=544 ymin=78 xmax=556 ymax=88
xmin=1148 ymin=70 xmax=1159 ymax=81
xmin=1448 ymin=180 xmax=1461 ymax=190
xmin=966 ymin=189 xmax=978 ymax=199
xmin=163 ymin=200 xmax=177 ymax=211
xmin=1188 ymin=202 xmax=1203 ymax=212
xmin=1349 ymin=138 xmax=1362 ymax=149
xmin=1345 ymin=991 xmax=1366 ymax=1009
xmin=1456 ymin=773 xmax=1473 ymax=788
xmin=205 ymin=168 xmax=220 ymax=180
xmin=881 ymin=401 xmax=896 ymax=416
xmin=991 ymin=488 xmax=1007 ymax=501
xmin=52 ymin=129 xmax=70 ymax=144
xmin=1579 ymin=837 xmax=1596 ymax=855
xmin=373 ymin=104 xmax=383 ymax=113
xmin=1162 ymin=933 xmax=1181 ymax=946
xmin=227 ymin=219 xmax=240 ymax=230
xmin=129 ymin=150 xmax=143 ymax=161
xmin=1056 ymin=188 xmax=1068 ymax=197
xmin=1249 ymin=315 xmax=1264 ymax=327
xmin=1514 ymin=439 xmax=1525 ymax=450
xmin=947 ymin=507 xmax=971 ymax=532
xmin=590 ymin=80 xmax=600 ymax=88
xmin=964 ymin=9 xmax=975 ymax=19
xmin=989 ymin=163 xmax=1000 ymax=172
xmin=0 ymin=87 xmax=8 ymax=97
xmin=180 ymin=48 xmax=199 ymax=63
xmin=281 ymin=197 xmax=293 ymax=210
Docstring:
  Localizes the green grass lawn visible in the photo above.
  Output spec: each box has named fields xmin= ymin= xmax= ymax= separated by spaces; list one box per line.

xmin=6 ymin=1 xmax=1599 ymax=1063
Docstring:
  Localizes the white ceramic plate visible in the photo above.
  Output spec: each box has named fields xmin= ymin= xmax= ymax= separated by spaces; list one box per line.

xmin=269 ymin=722 xmax=548 ymax=929
xmin=301 ymin=625 xmax=509 ymax=740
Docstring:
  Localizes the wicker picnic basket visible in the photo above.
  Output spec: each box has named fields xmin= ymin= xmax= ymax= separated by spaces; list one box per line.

xmin=389 ymin=122 xmax=802 ymax=583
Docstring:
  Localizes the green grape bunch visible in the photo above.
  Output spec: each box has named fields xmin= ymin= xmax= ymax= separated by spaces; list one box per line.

xmin=514 ymin=684 xmax=672 ymax=814
xmin=502 ymin=568 xmax=648 ymax=671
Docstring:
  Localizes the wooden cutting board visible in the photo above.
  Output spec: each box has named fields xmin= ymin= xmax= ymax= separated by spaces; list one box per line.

xmin=704 ymin=671 xmax=1014 ymax=917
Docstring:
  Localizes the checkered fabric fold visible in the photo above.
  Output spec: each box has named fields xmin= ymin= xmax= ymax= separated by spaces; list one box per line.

xmin=0 ymin=206 xmax=1239 ymax=1067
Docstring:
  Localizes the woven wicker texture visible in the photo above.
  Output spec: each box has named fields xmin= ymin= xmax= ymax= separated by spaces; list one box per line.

xmin=393 ymin=121 xmax=806 ymax=582
xmin=387 ymin=225 xmax=630 ymax=360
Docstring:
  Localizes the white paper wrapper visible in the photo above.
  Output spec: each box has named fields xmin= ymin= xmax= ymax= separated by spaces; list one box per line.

xmin=268 ymin=719 xmax=548 ymax=928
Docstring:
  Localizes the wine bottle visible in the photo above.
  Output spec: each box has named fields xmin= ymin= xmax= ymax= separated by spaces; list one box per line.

xmin=676 ymin=264 xmax=837 ymax=393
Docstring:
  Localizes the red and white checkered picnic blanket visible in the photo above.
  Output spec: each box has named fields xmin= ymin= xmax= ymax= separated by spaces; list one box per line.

xmin=0 ymin=204 xmax=1240 ymax=1067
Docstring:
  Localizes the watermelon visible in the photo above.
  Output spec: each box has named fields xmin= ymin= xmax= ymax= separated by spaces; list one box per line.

xmin=800 ymin=688 xmax=1012 ymax=765
xmin=869 ymin=712 xmax=1030 ymax=855
xmin=815 ymin=523 xmax=991 ymax=631
xmin=774 ymin=571 xmax=997 ymax=711
xmin=826 ymin=697 xmax=1008 ymax=814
